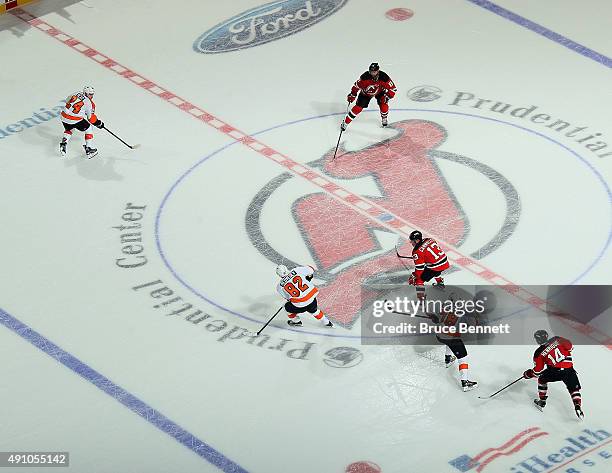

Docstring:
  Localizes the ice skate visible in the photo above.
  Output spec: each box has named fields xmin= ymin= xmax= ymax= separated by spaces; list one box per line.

xmin=533 ymin=399 xmax=546 ymax=411
xmin=340 ymin=121 xmax=347 ymax=131
xmin=461 ymin=380 xmax=478 ymax=392
xmin=287 ymin=320 xmax=302 ymax=327
xmin=83 ymin=145 xmax=98 ymax=159
xmin=575 ymin=405 xmax=584 ymax=419
xmin=59 ymin=139 xmax=67 ymax=157
xmin=381 ymin=117 xmax=388 ymax=127
xmin=433 ymin=277 xmax=445 ymax=289
xmin=445 ymin=355 xmax=456 ymax=368
xmin=324 ymin=320 xmax=334 ymax=328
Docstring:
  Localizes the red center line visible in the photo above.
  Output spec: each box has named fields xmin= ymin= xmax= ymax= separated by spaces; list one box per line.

xmin=13 ymin=7 xmax=611 ymax=348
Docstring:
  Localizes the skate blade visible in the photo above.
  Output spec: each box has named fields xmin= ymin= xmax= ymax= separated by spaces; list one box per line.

xmin=462 ymin=385 xmax=478 ymax=392
xmin=87 ymin=151 xmax=99 ymax=159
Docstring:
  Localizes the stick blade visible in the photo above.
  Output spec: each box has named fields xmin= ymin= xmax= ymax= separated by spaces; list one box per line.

xmin=130 ymin=143 xmax=141 ymax=149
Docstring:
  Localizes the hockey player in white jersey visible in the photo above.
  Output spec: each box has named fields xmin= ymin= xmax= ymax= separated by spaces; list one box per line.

xmin=276 ymin=264 xmax=333 ymax=328
xmin=428 ymin=302 xmax=478 ymax=392
xmin=59 ymin=86 xmax=104 ymax=158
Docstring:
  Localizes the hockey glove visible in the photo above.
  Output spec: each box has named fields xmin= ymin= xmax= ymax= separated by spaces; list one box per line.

xmin=347 ymin=94 xmax=356 ymax=103
xmin=523 ymin=369 xmax=535 ymax=379
xmin=93 ymin=119 xmax=104 ymax=129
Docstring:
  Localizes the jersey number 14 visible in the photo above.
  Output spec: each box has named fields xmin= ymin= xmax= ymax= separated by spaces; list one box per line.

xmin=547 ymin=347 xmax=565 ymax=365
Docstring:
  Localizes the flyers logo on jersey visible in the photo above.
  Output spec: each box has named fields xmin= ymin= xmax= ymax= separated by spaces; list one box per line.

xmin=247 ymin=119 xmax=521 ymax=328
xmin=193 ymin=0 xmax=348 ymax=54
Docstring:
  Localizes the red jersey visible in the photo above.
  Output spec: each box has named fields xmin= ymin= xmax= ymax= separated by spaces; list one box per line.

xmin=350 ymin=71 xmax=397 ymax=98
xmin=412 ymin=238 xmax=450 ymax=285
xmin=531 ymin=336 xmax=574 ymax=375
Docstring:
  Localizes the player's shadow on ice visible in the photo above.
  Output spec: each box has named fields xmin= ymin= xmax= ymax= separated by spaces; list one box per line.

xmin=63 ymin=155 xmax=125 ymax=182
xmin=309 ymin=100 xmax=346 ymax=118
xmin=28 ymin=125 xmax=132 ymax=181
xmin=240 ymin=295 xmax=282 ymax=320
xmin=0 ymin=0 xmax=82 ymax=36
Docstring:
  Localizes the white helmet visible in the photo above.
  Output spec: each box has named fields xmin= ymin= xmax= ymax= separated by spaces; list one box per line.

xmin=276 ymin=264 xmax=289 ymax=278
xmin=83 ymin=86 xmax=95 ymax=97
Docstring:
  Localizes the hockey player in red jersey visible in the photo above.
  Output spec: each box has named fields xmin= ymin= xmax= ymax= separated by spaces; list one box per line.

xmin=407 ymin=230 xmax=450 ymax=300
xmin=341 ymin=63 xmax=397 ymax=130
xmin=523 ymin=330 xmax=584 ymax=419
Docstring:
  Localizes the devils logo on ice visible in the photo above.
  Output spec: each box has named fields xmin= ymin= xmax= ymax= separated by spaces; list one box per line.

xmin=246 ymin=119 xmax=521 ymax=328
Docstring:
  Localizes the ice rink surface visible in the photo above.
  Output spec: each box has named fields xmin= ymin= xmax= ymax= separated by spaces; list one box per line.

xmin=1 ymin=1 xmax=611 ymax=472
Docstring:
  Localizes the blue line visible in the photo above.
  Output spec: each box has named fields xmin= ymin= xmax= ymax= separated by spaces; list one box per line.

xmin=0 ymin=307 xmax=249 ymax=473
xmin=466 ymin=0 xmax=612 ymax=68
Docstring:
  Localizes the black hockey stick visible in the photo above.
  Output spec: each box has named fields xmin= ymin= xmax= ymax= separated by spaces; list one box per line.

xmin=245 ymin=306 xmax=284 ymax=337
xmin=105 ymin=127 xmax=140 ymax=149
xmin=395 ymin=242 xmax=413 ymax=259
xmin=478 ymin=376 xmax=523 ymax=399
xmin=332 ymin=128 xmax=343 ymax=161
xmin=395 ymin=241 xmax=414 ymax=274
xmin=332 ymin=103 xmax=351 ymax=161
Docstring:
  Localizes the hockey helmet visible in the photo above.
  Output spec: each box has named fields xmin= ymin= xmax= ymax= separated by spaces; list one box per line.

xmin=276 ymin=264 xmax=290 ymax=278
xmin=83 ymin=85 xmax=95 ymax=97
xmin=534 ymin=329 xmax=549 ymax=345
xmin=409 ymin=230 xmax=423 ymax=242
xmin=369 ymin=63 xmax=380 ymax=72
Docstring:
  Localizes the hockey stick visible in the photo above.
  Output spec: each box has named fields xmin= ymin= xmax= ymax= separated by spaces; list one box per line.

xmin=395 ymin=241 xmax=414 ymax=274
xmin=395 ymin=242 xmax=413 ymax=260
xmin=104 ymin=127 xmax=140 ymax=149
xmin=245 ymin=306 xmax=284 ymax=337
xmin=332 ymin=128 xmax=343 ymax=161
xmin=332 ymin=103 xmax=351 ymax=161
xmin=478 ymin=376 xmax=523 ymax=399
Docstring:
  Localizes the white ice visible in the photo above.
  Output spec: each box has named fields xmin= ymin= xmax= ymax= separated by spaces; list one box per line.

xmin=0 ymin=1 xmax=611 ymax=472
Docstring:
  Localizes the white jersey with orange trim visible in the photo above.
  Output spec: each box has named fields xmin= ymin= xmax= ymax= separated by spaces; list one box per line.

xmin=433 ymin=310 xmax=463 ymax=340
xmin=276 ymin=265 xmax=319 ymax=308
xmin=60 ymin=92 xmax=97 ymax=125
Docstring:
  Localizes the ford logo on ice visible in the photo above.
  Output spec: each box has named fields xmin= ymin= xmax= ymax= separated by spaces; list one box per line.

xmin=193 ymin=0 xmax=348 ymax=54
